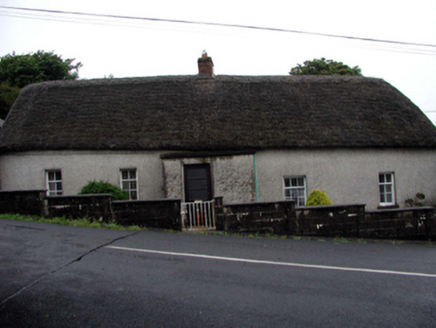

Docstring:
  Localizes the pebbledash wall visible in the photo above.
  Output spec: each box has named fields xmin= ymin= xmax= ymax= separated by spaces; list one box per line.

xmin=0 ymin=148 xmax=435 ymax=210
xmin=162 ymin=152 xmax=255 ymax=203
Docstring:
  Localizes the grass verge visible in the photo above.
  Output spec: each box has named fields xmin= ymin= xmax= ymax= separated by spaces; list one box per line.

xmin=0 ymin=213 xmax=144 ymax=231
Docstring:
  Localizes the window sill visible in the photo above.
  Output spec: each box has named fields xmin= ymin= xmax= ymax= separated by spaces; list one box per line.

xmin=377 ymin=204 xmax=399 ymax=210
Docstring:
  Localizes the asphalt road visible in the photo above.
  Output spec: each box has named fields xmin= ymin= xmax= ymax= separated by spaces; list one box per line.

xmin=1 ymin=219 xmax=435 ymax=327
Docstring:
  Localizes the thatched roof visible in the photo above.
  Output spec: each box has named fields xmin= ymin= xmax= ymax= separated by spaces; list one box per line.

xmin=1 ymin=75 xmax=435 ymax=152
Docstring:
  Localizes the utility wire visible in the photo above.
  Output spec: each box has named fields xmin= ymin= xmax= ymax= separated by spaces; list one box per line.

xmin=1 ymin=5 xmax=436 ymax=49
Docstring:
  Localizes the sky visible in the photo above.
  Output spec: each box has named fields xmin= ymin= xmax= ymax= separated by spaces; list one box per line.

xmin=1 ymin=0 xmax=435 ymax=125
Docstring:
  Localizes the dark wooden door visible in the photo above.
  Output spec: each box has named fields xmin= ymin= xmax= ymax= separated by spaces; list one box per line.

xmin=184 ymin=164 xmax=212 ymax=202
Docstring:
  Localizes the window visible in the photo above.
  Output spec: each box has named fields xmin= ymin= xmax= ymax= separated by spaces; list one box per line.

xmin=379 ymin=172 xmax=395 ymax=206
xmin=120 ymin=169 xmax=138 ymax=200
xmin=284 ymin=176 xmax=306 ymax=206
xmin=46 ymin=170 xmax=63 ymax=196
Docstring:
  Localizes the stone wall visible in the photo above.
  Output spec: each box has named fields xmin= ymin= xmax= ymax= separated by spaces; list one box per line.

xmin=217 ymin=201 xmax=296 ymax=234
xmin=0 ymin=189 xmax=434 ymax=240
xmin=112 ymin=199 xmax=181 ymax=230
xmin=294 ymin=204 xmax=365 ymax=238
xmin=363 ymin=207 xmax=435 ymax=240
xmin=0 ymin=190 xmax=46 ymax=216
xmin=46 ymin=194 xmax=113 ymax=222
xmin=161 ymin=152 xmax=255 ymax=204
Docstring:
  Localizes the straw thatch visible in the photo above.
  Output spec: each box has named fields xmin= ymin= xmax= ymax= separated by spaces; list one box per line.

xmin=0 ymin=75 xmax=435 ymax=152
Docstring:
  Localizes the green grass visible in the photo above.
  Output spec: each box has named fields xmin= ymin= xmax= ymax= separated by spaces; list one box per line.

xmin=333 ymin=236 xmax=349 ymax=243
xmin=0 ymin=213 xmax=147 ymax=231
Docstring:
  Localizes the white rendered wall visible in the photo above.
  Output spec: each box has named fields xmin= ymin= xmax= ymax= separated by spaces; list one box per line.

xmin=1 ymin=149 xmax=434 ymax=209
xmin=0 ymin=151 xmax=165 ymax=200
xmin=256 ymin=149 xmax=436 ymax=210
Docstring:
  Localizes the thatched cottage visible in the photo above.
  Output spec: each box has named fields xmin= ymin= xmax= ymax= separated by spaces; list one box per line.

xmin=0 ymin=53 xmax=435 ymax=210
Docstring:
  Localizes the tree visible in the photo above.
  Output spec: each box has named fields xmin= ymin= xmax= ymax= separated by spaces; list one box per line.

xmin=0 ymin=50 xmax=82 ymax=119
xmin=0 ymin=82 xmax=20 ymax=119
xmin=0 ymin=50 xmax=82 ymax=88
xmin=290 ymin=57 xmax=362 ymax=76
xmin=306 ymin=190 xmax=332 ymax=206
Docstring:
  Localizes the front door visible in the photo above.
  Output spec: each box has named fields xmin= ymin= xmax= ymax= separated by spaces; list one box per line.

xmin=184 ymin=164 xmax=212 ymax=202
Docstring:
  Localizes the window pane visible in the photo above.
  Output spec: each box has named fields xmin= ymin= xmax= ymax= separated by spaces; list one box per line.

xmin=48 ymin=171 xmax=55 ymax=181
xmin=122 ymin=181 xmax=129 ymax=190
xmin=130 ymin=181 xmax=137 ymax=190
xmin=57 ymin=182 xmax=62 ymax=191
xmin=122 ymin=171 xmax=128 ymax=180
xmin=379 ymin=174 xmax=385 ymax=183
xmin=297 ymin=178 xmax=304 ymax=186
xmin=291 ymin=178 xmax=297 ymax=186
xmin=386 ymin=174 xmax=392 ymax=183
xmin=129 ymin=170 xmax=136 ymax=179
xmin=285 ymin=189 xmax=291 ymax=198
xmin=386 ymin=194 xmax=392 ymax=203
xmin=55 ymin=171 xmax=62 ymax=180
xmin=130 ymin=191 xmax=138 ymax=200
xmin=284 ymin=178 xmax=290 ymax=187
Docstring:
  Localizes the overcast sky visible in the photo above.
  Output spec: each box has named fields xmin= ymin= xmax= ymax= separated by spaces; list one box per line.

xmin=1 ymin=0 xmax=435 ymax=124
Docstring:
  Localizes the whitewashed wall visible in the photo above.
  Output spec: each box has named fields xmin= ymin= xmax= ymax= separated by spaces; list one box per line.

xmin=256 ymin=149 xmax=436 ymax=210
xmin=0 ymin=151 xmax=165 ymax=200
xmin=1 ymin=149 xmax=434 ymax=210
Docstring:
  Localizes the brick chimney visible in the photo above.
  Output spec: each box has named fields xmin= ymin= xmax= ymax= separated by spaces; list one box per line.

xmin=197 ymin=50 xmax=214 ymax=76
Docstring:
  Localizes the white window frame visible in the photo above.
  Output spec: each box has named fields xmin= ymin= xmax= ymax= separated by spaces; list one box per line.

xmin=46 ymin=169 xmax=63 ymax=196
xmin=283 ymin=176 xmax=306 ymax=207
xmin=379 ymin=172 xmax=395 ymax=206
xmin=120 ymin=168 xmax=139 ymax=200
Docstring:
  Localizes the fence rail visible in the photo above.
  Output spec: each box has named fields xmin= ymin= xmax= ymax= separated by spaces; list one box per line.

xmin=182 ymin=200 xmax=216 ymax=230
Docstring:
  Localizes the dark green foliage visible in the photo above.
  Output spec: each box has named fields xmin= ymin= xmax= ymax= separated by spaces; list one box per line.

xmin=78 ymin=180 xmax=128 ymax=201
xmin=0 ymin=82 xmax=20 ymax=119
xmin=306 ymin=190 xmax=332 ymax=206
xmin=0 ymin=50 xmax=82 ymax=88
xmin=405 ymin=192 xmax=426 ymax=207
xmin=0 ymin=50 xmax=82 ymax=118
xmin=290 ymin=57 xmax=362 ymax=76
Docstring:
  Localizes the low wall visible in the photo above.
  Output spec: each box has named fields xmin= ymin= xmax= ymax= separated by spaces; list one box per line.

xmin=0 ymin=189 xmax=434 ymax=240
xmin=217 ymin=201 xmax=296 ymax=234
xmin=294 ymin=204 xmax=365 ymax=238
xmin=363 ymin=207 xmax=435 ymax=240
xmin=0 ymin=190 xmax=46 ymax=216
xmin=112 ymin=199 xmax=181 ymax=230
xmin=46 ymin=194 xmax=113 ymax=222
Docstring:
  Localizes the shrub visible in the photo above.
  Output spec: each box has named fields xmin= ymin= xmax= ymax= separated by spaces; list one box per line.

xmin=405 ymin=192 xmax=426 ymax=207
xmin=306 ymin=189 xmax=332 ymax=206
xmin=78 ymin=180 xmax=128 ymax=200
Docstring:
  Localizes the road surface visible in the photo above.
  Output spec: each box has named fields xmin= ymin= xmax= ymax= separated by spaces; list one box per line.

xmin=1 ymin=219 xmax=435 ymax=327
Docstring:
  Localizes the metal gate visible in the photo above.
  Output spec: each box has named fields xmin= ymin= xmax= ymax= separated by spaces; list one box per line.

xmin=181 ymin=200 xmax=216 ymax=231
